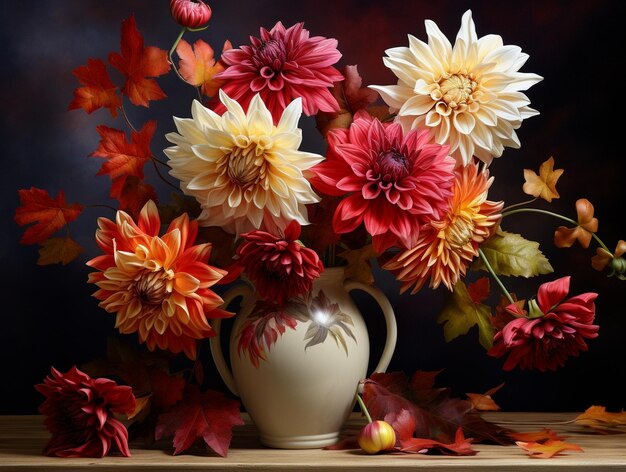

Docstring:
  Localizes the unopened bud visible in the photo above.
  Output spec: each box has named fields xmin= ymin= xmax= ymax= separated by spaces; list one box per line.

xmin=170 ymin=0 xmax=212 ymax=29
xmin=357 ymin=420 xmax=396 ymax=454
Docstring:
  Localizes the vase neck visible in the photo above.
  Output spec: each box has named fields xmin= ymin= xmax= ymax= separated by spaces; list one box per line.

xmin=315 ymin=267 xmax=345 ymax=288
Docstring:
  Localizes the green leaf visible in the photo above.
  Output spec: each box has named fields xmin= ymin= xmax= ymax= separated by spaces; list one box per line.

xmin=473 ymin=231 xmax=553 ymax=278
xmin=437 ymin=280 xmax=494 ymax=350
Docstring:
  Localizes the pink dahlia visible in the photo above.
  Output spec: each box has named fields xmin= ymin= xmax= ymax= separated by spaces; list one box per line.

xmin=311 ymin=111 xmax=456 ymax=253
xmin=236 ymin=220 xmax=324 ymax=305
xmin=488 ymin=276 xmax=599 ymax=371
xmin=35 ymin=366 xmax=136 ymax=458
xmin=214 ymin=21 xmax=343 ymax=121
xmin=169 ymin=0 xmax=212 ymax=29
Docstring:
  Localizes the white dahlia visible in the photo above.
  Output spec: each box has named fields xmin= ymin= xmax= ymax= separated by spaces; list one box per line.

xmin=164 ymin=90 xmax=323 ymax=234
xmin=371 ymin=10 xmax=542 ymax=166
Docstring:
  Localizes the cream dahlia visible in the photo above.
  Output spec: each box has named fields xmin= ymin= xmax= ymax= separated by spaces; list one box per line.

xmin=214 ymin=21 xmax=343 ymax=121
xmin=164 ymin=90 xmax=323 ymax=235
xmin=371 ymin=10 xmax=542 ymax=166
xmin=87 ymin=200 xmax=231 ymax=360
xmin=311 ymin=111 xmax=455 ymax=253
xmin=384 ymin=162 xmax=503 ymax=292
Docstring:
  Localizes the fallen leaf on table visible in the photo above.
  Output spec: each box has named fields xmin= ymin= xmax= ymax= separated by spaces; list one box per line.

xmin=400 ymin=427 xmax=476 ymax=455
xmin=516 ymin=439 xmax=583 ymax=458
xmin=574 ymin=405 xmax=626 ymax=433
xmin=508 ymin=428 xmax=565 ymax=443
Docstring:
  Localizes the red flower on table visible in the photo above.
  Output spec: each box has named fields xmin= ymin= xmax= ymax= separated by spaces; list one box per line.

xmin=35 ymin=366 xmax=136 ymax=458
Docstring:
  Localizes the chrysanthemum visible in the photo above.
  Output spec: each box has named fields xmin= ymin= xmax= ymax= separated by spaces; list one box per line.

xmin=371 ymin=10 xmax=542 ymax=166
xmin=384 ymin=162 xmax=503 ymax=292
xmin=488 ymin=276 xmax=599 ymax=371
xmin=236 ymin=220 xmax=324 ymax=305
xmin=311 ymin=111 xmax=455 ymax=253
xmin=214 ymin=21 xmax=343 ymax=121
xmin=164 ymin=90 xmax=323 ymax=235
xmin=35 ymin=366 xmax=136 ymax=458
xmin=86 ymin=200 xmax=231 ymax=359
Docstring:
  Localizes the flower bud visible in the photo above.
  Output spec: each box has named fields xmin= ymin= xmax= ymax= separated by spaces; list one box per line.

xmin=169 ymin=0 xmax=212 ymax=29
xmin=357 ymin=420 xmax=396 ymax=454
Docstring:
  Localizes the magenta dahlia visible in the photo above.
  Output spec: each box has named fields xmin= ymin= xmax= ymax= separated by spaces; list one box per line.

xmin=488 ymin=276 xmax=599 ymax=371
xmin=214 ymin=21 xmax=343 ymax=121
xmin=311 ymin=111 xmax=456 ymax=253
xmin=236 ymin=220 xmax=324 ymax=305
xmin=35 ymin=366 xmax=136 ymax=458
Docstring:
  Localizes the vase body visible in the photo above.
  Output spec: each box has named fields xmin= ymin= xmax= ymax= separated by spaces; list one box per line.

xmin=211 ymin=267 xmax=396 ymax=449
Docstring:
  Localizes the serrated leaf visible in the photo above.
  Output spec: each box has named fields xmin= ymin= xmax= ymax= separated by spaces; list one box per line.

xmin=37 ymin=237 xmax=84 ymax=265
xmin=473 ymin=231 xmax=553 ymax=278
xmin=438 ymin=280 xmax=494 ymax=350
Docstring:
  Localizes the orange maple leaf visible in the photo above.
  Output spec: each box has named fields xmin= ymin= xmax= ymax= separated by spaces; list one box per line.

xmin=522 ymin=156 xmax=563 ymax=202
xmin=91 ymin=120 xmax=156 ymax=180
xmin=37 ymin=236 xmax=84 ymax=266
xmin=554 ymin=198 xmax=598 ymax=248
xmin=466 ymin=382 xmax=504 ymax=411
xmin=68 ymin=58 xmax=121 ymax=117
xmin=508 ymin=428 xmax=565 ymax=443
xmin=574 ymin=405 xmax=626 ymax=432
xmin=176 ymin=39 xmax=231 ymax=97
xmin=108 ymin=15 xmax=170 ymax=107
xmin=516 ymin=439 xmax=583 ymax=458
xmin=15 ymin=188 xmax=84 ymax=245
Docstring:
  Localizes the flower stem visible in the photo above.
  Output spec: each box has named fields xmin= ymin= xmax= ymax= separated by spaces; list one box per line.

xmin=152 ymin=159 xmax=180 ymax=191
xmin=169 ymin=27 xmax=188 ymax=83
xmin=86 ymin=203 xmax=118 ymax=213
xmin=478 ymin=248 xmax=515 ymax=305
xmin=355 ymin=392 xmax=372 ymax=424
xmin=153 ymin=156 xmax=171 ymax=168
xmin=120 ymin=104 xmax=137 ymax=133
xmin=501 ymin=207 xmax=611 ymax=252
xmin=501 ymin=197 xmax=538 ymax=213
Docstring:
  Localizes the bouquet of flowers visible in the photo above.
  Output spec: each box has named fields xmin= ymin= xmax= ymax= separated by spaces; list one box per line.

xmin=15 ymin=0 xmax=624 ymax=459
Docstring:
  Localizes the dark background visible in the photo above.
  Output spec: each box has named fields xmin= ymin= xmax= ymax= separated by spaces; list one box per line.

xmin=1 ymin=0 xmax=624 ymax=414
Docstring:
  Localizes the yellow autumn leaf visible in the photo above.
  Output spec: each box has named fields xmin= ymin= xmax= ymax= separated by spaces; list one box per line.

xmin=516 ymin=439 xmax=583 ymax=458
xmin=437 ymin=280 xmax=494 ymax=350
xmin=574 ymin=405 xmax=626 ymax=432
xmin=37 ymin=236 xmax=83 ymax=265
xmin=339 ymin=245 xmax=377 ymax=285
xmin=522 ymin=156 xmax=564 ymax=202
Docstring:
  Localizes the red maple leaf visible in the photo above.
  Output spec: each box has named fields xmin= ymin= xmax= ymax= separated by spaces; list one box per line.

xmin=15 ymin=188 xmax=84 ymax=245
xmin=467 ymin=277 xmax=490 ymax=304
xmin=108 ymin=15 xmax=170 ymax=107
xmin=68 ymin=58 xmax=121 ymax=117
xmin=362 ymin=371 xmax=514 ymax=446
xmin=91 ymin=120 xmax=156 ymax=181
xmin=155 ymin=385 xmax=243 ymax=456
xmin=110 ymin=175 xmax=157 ymax=219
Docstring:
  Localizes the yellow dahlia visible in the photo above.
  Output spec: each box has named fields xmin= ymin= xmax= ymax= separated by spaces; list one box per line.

xmin=384 ymin=163 xmax=503 ymax=293
xmin=164 ymin=90 xmax=323 ymax=235
xmin=86 ymin=200 xmax=231 ymax=359
xmin=371 ymin=10 xmax=542 ymax=166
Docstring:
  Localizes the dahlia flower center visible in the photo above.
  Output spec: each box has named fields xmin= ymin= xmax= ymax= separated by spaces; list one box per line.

xmin=377 ymin=149 xmax=410 ymax=181
xmin=227 ymin=145 xmax=266 ymax=188
xmin=446 ymin=212 xmax=476 ymax=249
xmin=134 ymin=269 xmax=172 ymax=305
xmin=254 ymin=39 xmax=287 ymax=78
xmin=439 ymin=73 xmax=477 ymax=108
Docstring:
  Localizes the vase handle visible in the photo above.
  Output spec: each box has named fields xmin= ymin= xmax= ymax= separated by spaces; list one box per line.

xmin=344 ymin=279 xmax=397 ymax=374
xmin=210 ymin=284 xmax=252 ymax=397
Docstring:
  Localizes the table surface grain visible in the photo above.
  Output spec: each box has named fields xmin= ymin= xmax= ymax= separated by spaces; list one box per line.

xmin=1 ymin=412 xmax=625 ymax=471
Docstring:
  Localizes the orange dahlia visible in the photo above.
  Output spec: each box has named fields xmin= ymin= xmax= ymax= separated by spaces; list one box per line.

xmin=87 ymin=200 xmax=232 ymax=359
xmin=385 ymin=162 xmax=503 ymax=292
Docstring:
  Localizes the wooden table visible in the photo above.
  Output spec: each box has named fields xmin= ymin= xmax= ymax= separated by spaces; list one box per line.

xmin=1 ymin=413 xmax=625 ymax=470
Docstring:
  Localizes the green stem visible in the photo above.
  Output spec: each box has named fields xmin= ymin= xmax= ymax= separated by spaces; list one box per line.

xmin=355 ymin=393 xmax=372 ymax=424
xmin=478 ymin=248 xmax=515 ymax=305
xmin=501 ymin=197 xmax=538 ymax=213
xmin=152 ymin=159 xmax=180 ymax=192
xmin=169 ymin=27 xmax=188 ymax=83
xmin=501 ymin=208 xmax=611 ymax=252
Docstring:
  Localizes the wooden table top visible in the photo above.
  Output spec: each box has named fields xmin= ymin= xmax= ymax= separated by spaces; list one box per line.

xmin=1 ymin=412 xmax=625 ymax=471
